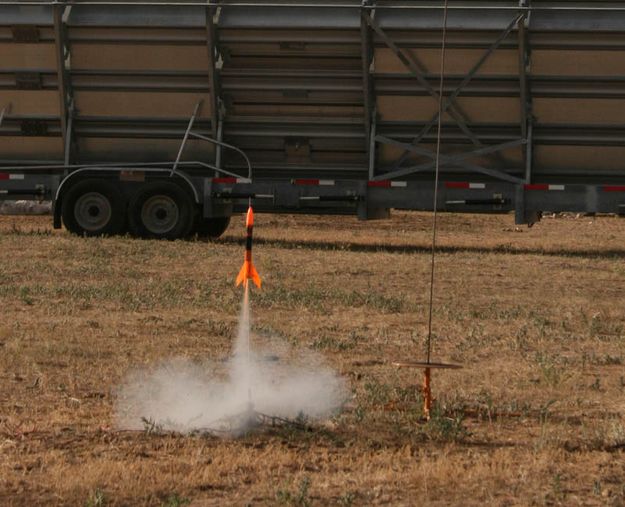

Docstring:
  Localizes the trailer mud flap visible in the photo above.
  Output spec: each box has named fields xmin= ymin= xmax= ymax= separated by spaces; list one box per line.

xmin=358 ymin=180 xmax=390 ymax=220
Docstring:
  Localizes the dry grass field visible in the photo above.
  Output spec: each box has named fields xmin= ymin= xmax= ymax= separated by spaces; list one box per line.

xmin=0 ymin=211 xmax=624 ymax=506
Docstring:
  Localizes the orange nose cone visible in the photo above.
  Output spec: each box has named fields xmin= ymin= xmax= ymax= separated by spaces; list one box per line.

xmin=246 ymin=206 xmax=254 ymax=228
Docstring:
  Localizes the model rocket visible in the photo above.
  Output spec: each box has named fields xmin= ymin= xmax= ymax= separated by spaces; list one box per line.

xmin=236 ymin=206 xmax=262 ymax=289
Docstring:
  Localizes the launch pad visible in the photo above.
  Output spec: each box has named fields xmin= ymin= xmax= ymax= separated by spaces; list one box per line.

xmin=196 ymin=404 xmax=312 ymax=438
xmin=392 ymin=360 xmax=463 ymax=420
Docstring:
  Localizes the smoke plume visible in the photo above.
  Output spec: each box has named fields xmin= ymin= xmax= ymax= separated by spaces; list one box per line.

xmin=115 ymin=287 xmax=348 ymax=434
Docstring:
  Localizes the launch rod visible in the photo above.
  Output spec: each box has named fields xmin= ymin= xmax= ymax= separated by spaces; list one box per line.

xmin=425 ymin=0 xmax=449 ymax=364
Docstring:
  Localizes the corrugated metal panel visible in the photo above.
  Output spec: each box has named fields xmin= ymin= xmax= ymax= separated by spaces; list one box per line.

xmin=70 ymin=44 xmax=210 ymax=72
xmin=74 ymin=91 xmax=213 ymax=119
xmin=374 ymin=48 xmax=519 ymax=75
xmin=0 ymin=4 xmax=62 ymax=165
xmin=67 ymin=6 xmax=205 ymax=28
xmin=0 ymin=137 xmax=63 ymax=160
xmin=2 ymin=0 xmax=625 ymax=183
xmin=0 ymin=91 xmax=60 ymax=116
xmin=219 ymin=1 xmax=361 ymax=29
xmin=0 ymin=6 xmax=54 ymax=26
xmin=64 ymin=4 xmax=216 ymax=164
xmin=75 ymin=137 xmax=214 ymax=163
xmin=377 ymin=96 xmax=521 ymax=123
xmin=376 ymin=2 xmax=520 ymax=31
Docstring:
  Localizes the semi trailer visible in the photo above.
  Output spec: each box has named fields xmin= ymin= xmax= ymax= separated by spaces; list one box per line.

xmin=1 ymin=0 xmax=625 ymax=239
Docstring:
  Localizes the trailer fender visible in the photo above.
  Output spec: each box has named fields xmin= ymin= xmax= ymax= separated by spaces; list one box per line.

xmin=53 ymin=168 xmax=201 ymax=229
xmin=55 ymin=168 xmax=200 ymax=204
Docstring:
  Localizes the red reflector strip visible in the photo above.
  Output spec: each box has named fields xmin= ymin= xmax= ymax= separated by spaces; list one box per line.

xmin=445 ymin=182 xmax=486 ymax=189
xmin=603 ymin=185 xmax=625 ymax=192
xmin=292 ymin=179 xmax=336 ymax=186
xmin=525 ymin=184 xmax=565 ymax=191
xmin=212 ymin=177 xmax=250 ymax=184
xmin=367 ymin=180 xmax=407 ymax=188
xmin=445 ymin=182 xmax=469 ymax=189
xmin=368 ymin=181 xmax=391 ymax=188
xmin=0 ymin=173 xmax=24 ymax=180
xmin=293 ymin=179 xmax=319 ymax=186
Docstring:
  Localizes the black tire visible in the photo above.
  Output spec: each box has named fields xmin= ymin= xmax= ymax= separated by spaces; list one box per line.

xmin=195 ymin=216 xmax=231 ymax=239
xmin=128 ymin=181 xmax=195 ymax=240
xmin=61 ymin=179 xmax=126 ymax=237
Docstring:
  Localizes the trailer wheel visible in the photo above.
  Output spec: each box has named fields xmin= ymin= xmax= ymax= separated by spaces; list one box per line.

xmin=61 ymin=179 xmax=126 ymax=236
xmin=195 ymin=216 xmax=231 ymax=239
xmin=128 ymin=181 xmax=194 ymax=240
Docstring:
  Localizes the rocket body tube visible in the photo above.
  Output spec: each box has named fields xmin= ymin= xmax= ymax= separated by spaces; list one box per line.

xmin=236 ymin=206 xmax=261 ymax=289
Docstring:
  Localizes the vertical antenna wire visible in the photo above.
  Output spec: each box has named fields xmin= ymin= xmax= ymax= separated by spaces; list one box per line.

xmin=426 ymin=0 xmax=450 ymax=363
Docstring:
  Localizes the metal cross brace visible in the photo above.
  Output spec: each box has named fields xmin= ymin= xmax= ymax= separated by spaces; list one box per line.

xmin=391 ymin=13 xmax=525 ymax=171
xmin=364 ymin=12 xmax=478 ymax=147
xmin=375 ymin=134 xmax=525 ymax=184
xmin=368 ymin=10 xmax=525 ymax=176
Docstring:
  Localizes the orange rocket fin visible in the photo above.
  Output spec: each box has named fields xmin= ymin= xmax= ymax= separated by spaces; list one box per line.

xmin=236 ymin=262 xmax=248 ymax=287
xmin=249 ymin=263 xmax=261 ymax=289
xmin=235 ymin=261 xmax=261 ymax=289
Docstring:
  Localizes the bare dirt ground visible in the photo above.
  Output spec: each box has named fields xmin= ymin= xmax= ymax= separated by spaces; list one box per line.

xmin=0 ymin=211 xmax=624 ymax=506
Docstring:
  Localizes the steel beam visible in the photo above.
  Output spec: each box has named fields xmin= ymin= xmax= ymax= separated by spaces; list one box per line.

xmin=206 ymin=5 xmax=220 ymax=139
xmin=1 ymin=2 xmax=625 ymax=14
xmin=53 ymin=5 xmax=71 ymax=163
xmin=64 ymin=114 xmax=73 ymax=169
xmin=368 ymin=108 xmax=377 ymax=180
xmin=518 ymin=4 xmax=529 ymax=140
xmin=518 ymin=0 xmax=534 ymax=183
xmin=215 ymin=106 xmax=224 ymax=175
xmin=525 ymin=122 xmax=533 ymax=184
xmin=360 ymin=3 xmax=374 ymax=152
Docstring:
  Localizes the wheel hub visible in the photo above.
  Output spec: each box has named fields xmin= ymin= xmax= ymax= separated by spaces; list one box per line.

xmin=141 ymin=195 xmax=179 ymax=234
xmin=74 ymin=192 xmax=113 ymax=232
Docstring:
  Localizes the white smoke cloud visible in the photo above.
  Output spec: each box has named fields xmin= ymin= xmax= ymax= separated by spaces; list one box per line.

xmin=115 ymin=288 xmax=348 ymax=434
